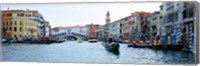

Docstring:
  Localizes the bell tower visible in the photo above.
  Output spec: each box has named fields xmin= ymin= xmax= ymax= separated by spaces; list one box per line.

xmin=106 ymin=11 xmax=110 ymax=24
xmin=105 ymin=11 xmax=111 ymax=38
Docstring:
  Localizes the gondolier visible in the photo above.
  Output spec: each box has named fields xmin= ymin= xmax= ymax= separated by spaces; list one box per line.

xmin=102 ymin=38 xmax=120 ymax=53
xmin=108 ymin=38 xmax=113 ymax=44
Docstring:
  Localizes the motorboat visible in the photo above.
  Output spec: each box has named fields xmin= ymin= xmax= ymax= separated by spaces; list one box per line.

xmin=128 ymin=40 xmax=153 ymax=48
xmin=88 ymin=39 xmax=98 ymax=43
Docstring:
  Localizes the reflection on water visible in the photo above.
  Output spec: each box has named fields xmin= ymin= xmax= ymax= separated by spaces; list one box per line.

xmin=1 ymin=41 xmax=194 ymax=64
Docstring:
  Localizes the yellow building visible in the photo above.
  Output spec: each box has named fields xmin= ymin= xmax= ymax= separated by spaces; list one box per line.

xmin=2 ymin=9 xmax=38 ymax=39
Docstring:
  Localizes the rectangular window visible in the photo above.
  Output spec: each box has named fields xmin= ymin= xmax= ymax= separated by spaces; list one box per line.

xmin=14 ymin=27 xmax=17 ymax=32
xmin=129 ymin=22 xmax=131 ymax=24
xmin=10 ymin=21 xmax=12 ymax=25
xmin=10 ymin=27 xmax=12 ymax=31
xmin=7 ymin=14 xmax=12 ymax=17
xmin=3 ymin=14 xmax=5 ymax=17
xmin=17 ymin=14 xmax=20 ymax=17
xmin=189 ymin=8 xmax=194 ymax=17
xmin=120 ymin=29 xmax=122 ymax=34
xmin=2 ymin=21 xmax=4 ymax=25
xmin=21 ymin=14 xmax=24 ymax=17
xmin=20 ymin=21 xmax=22 ymax=25
xmin=14 ymin=34 xmax=17 ymax=37
xmin=3 ymin=27 xmax=6 ymax=31
xmin=6 ymin=21 xmax=8 ymax=25
xmin=20 ymin=35 xmax=22 ymax=37
xmin=15 ymin=21 xmax=17 ymax=25
xmin=20 ymin=27 xmax=22 ymax=32
xmin=160 ymin=16 xmax=162 ymax=19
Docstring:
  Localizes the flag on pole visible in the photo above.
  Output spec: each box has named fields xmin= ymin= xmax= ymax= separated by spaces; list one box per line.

xmin=175 ymin=24 xmax=182 ymax=44
xmin=189 ymin=23 xmax=194 ymax=48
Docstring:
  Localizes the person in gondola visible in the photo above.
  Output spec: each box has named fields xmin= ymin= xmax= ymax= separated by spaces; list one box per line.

xmin=104 ymin=38 xmax=113 ymax=47
xmin=109 ymin=38 xmax=119 ymax=47
xmin=108 ymin=38 xmax=113 ymax=44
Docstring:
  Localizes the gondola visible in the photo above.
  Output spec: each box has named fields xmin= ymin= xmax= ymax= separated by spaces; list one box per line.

xmin=102 ymin=42 xmax=120 ymax=52
xmin=128 ymin=40 xmax=153 ymax=48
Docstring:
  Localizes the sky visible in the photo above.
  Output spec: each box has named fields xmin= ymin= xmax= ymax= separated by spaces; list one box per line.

xmin=1 ymin=2 xmax=162 ymax=28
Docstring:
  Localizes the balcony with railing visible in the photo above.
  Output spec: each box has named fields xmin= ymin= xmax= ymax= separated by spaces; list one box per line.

xmin=183 ymin=6 xmax=194 ymax=23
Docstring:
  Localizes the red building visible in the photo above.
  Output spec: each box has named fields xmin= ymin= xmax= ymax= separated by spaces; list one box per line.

xmin=2 ymin=10 xmax=13 ymax=39
xmin=88 ymin=24 xmax=99 ymax=39
xmin=120 ymin=15 xmax=134 ymax=40
xmin=133 ymin=11 xmax=152 ymax=41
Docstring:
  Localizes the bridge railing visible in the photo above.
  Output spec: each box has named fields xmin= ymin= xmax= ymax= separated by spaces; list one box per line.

xmin=51 ymin=31 xmax=88 ymax=39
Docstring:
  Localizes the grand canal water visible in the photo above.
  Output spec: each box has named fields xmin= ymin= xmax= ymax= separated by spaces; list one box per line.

xmin=1 ymin=41 xmax=194 ymax=64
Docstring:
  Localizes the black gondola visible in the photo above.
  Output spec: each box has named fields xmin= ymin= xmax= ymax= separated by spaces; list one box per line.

xmin=102 ymin=42 xmax=120 ymax=53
